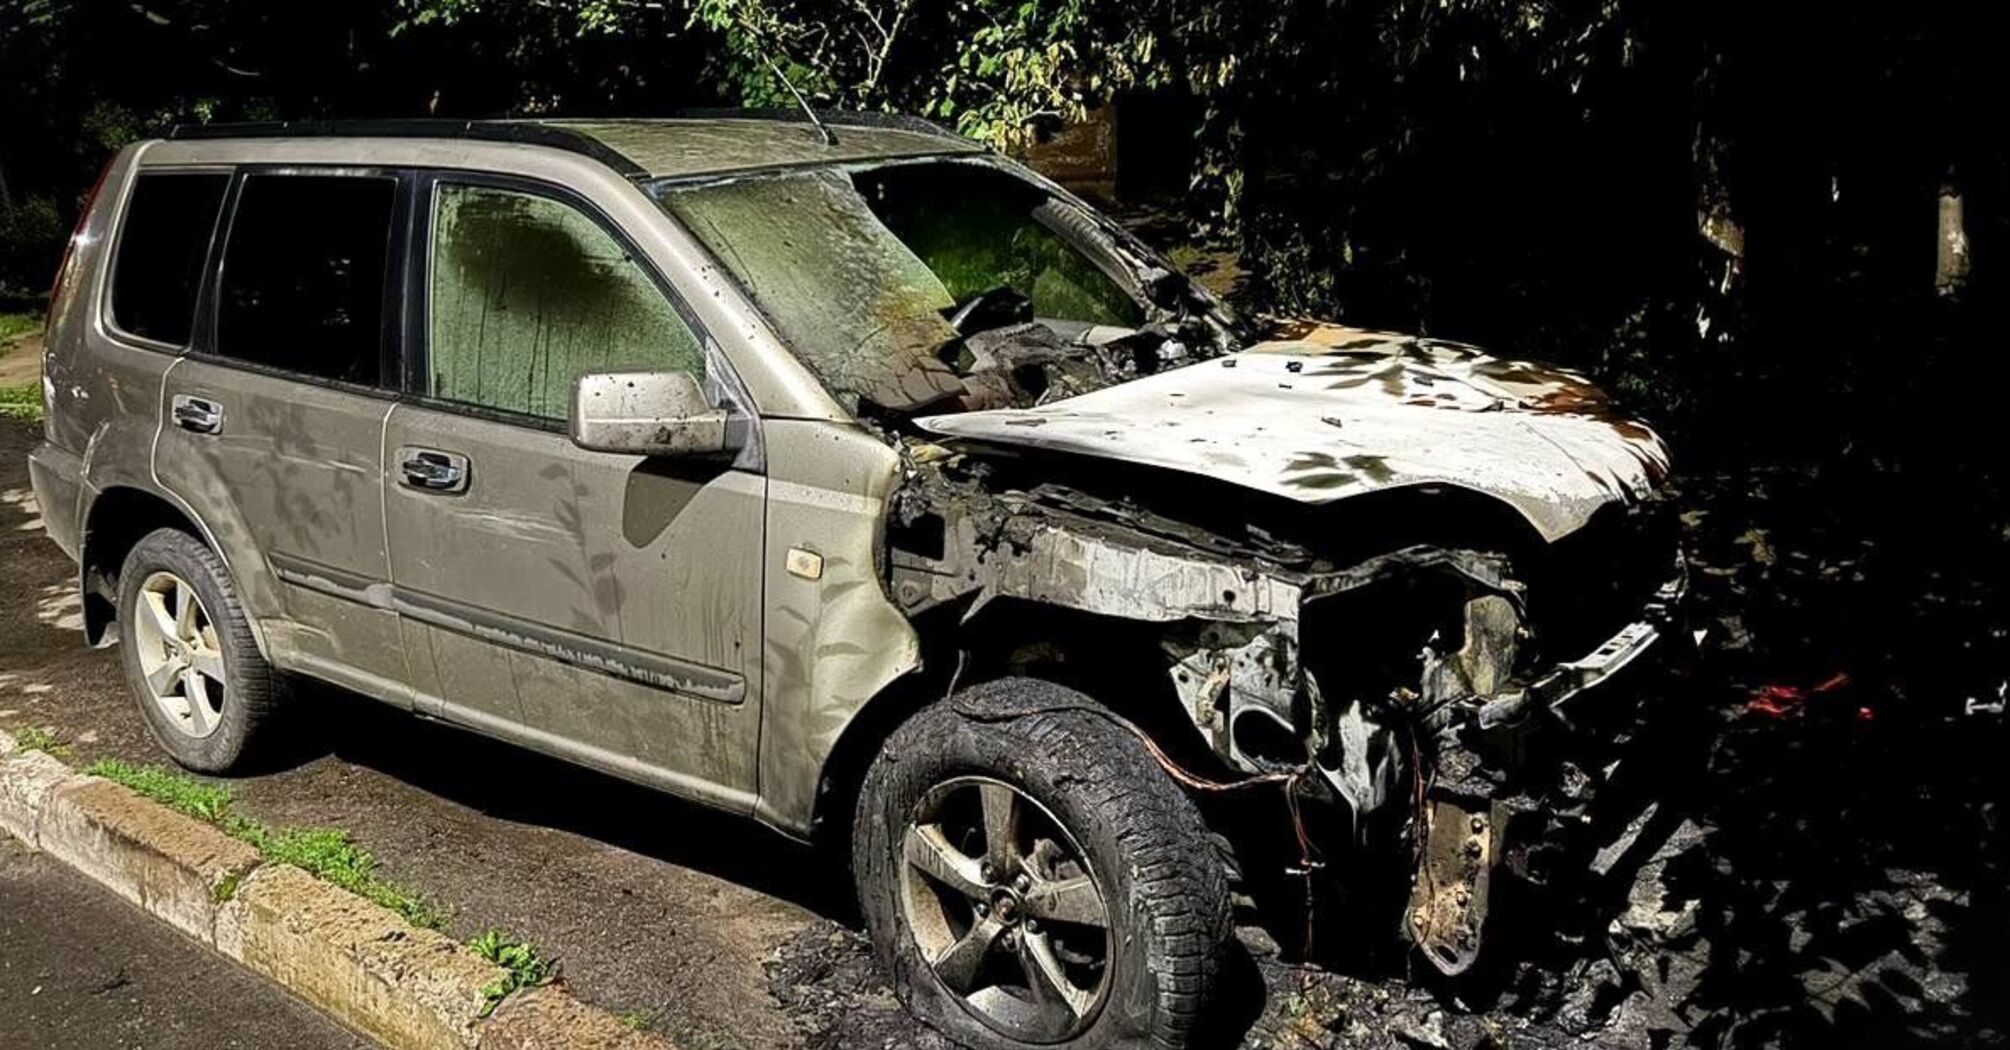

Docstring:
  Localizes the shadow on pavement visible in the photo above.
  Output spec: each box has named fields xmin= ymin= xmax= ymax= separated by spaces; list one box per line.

xmin=290 ymin=682 xmax=856 ymax=922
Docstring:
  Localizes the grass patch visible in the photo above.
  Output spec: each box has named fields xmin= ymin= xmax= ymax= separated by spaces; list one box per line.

xmin=616 ymin=1010 xmax=650 ymax=1031
xmin=469 ymin=928 xmax=559 ymax=1016
xmin=81 ymin=758 xmax=446 ymax=929
xmin=57 ymin=756 xmax=567 ymax=1014
xmin=0 ymin=312 xmax=38 ymax=345
xmin=213 ymin=868 xmax=246 ymax=903
xmin=12 ymin=726 xmax=69 ymax=758
xmin=241 ymin=824 xmax=446 ymax=928
xmin=0 ymin=383 xmax=43 ymax=423
xmin=81 ymin=758 xmax=231 ymax=820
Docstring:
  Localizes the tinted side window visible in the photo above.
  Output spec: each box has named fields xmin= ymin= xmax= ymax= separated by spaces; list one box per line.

xmin=428 ymin=183 xmax=704 ymax=420
xmin=110 ymin=172 xmax=229 ymax=346
xmin=215 ymin=174 xmax=396 ymax=385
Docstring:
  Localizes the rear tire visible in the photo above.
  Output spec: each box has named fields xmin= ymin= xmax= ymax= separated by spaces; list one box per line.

xmin=115 ymin=528 xmax=283 ymax=773
xmin=853 ymin=678 xmax=1232 ymax=1050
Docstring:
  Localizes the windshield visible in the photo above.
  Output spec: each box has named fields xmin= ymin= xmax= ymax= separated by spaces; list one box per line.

xmin=656 ymin=159 xmax=1197 ymax=419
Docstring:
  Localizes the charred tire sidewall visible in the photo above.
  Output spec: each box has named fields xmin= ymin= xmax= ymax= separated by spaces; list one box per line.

xmin=853 ymin=677 xmax=1232 ymax=1050
xmin=116 ymin=527 xmax=281 ymax=774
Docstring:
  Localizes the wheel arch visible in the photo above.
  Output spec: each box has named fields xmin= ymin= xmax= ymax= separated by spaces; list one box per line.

xmin=78 ymin=484 xmax=269 ymax=658
xmin=809 ymin=597 xmax=1228 ymax=854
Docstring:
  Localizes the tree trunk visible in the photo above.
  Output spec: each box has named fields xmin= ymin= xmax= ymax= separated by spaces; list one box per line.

xmin=1936 ymin=181 xmax=1970 ymax=297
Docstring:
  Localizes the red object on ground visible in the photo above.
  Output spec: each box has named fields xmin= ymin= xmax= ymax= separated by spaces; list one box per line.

xmin=1747 ymin=672 xmax=1853 ymax=718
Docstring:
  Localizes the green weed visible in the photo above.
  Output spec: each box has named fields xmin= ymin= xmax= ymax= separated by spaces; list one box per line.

xmin=240 ymin=823 xmax=446 ymax=929
xmin=82 ymin=758 xmax=232 ymax=821
xmin=0 ymin=312 xmax=38 ymax=345
xmin=469 ymin=928 xmax=559 ymax=1016
xmin=12 ymin=726 xmax=69 ymax=758
xmin=0 ymin=383 xmax=43 ymax=422
xmin=80 ymin=758 xmax=445 ymax=929
xmin=213 ymin=869 xmax=245 ymax=903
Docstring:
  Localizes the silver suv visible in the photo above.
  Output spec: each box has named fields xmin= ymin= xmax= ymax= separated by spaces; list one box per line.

xmin=29 ymin=114 xmax=1683 ymax=1049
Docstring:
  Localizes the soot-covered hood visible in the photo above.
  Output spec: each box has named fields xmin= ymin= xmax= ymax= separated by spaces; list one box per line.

xmin=915 ymin=323 xmax=1671 ymax=542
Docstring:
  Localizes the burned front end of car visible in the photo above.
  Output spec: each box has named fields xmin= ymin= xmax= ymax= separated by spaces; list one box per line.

xmin=886 ymin=442 xmax=1687 ymax=975
xmin=1303 ymin=496 xmax=1688 ymax=973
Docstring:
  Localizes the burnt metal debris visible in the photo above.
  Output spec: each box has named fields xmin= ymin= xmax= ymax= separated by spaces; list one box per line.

xmin=881 ymin=316 xmax=1684 ymax=975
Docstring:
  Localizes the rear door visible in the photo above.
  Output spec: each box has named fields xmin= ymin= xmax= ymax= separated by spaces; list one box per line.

xmin=382 ymin=174 xmax=765 ymax=808
xmin=154 ymin=169 xmax=411 ymax=696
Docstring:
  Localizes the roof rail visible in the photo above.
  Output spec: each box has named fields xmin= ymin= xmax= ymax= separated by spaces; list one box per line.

xmin=163 ymin=120 xmax=649 ymax=178
xmin=163 ymin=112 xmax=973 ymax=178
xmin=669 ymin=108 xmax=966 ymax=143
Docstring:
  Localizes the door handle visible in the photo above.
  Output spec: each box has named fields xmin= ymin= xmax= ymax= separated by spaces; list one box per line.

xmin=397 ymin=447 xmax=470 ymax=493
xmin=170 ymin=395 xmax=224 ymax=435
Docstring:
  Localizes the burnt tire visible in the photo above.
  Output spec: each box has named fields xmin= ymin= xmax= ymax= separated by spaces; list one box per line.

xmin=853 ymin=678 xmax=1232 ymax=1050
xmin=115 ymin=527 xmax=284 ymax=773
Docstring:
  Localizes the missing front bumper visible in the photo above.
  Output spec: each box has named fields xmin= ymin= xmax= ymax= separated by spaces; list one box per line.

xmin=1404 ymin=588 xmax=1684 ymax=975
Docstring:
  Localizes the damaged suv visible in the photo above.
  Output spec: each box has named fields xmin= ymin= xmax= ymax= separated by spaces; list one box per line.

xmin=30 ymin=114 xmax=1681 ymax=1049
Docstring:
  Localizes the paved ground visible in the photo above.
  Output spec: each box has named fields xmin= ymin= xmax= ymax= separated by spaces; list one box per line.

xmin=0 ymin=326 xmax=40 ymax=388
xmin=0 ymin=835 xmax=373 ymax=1049
xmin=0 ymin=415 xmax=939 ymax=1049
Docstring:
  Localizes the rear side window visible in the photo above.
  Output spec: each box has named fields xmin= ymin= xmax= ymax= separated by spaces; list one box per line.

xmin=215 ymin=174 xmax=396 ymax=386
xmin=109 ymin=172 xmax=229 ymax=346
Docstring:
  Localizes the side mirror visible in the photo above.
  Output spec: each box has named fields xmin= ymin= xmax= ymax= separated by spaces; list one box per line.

xmin=570 ymin=371 xmax=730 ymax=456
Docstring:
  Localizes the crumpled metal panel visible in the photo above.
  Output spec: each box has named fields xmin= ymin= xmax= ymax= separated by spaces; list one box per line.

xmin=916 ymin=323 xmax=1671 ymax=542
xmin=1406 ymin=797 xmax=1505 ymax=975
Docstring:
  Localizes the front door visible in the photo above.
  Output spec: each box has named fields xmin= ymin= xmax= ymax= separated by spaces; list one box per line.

xmin=383 ymin=176 xmax=765 ymax=808
xmin=154 ymin=170 xmax=407 ymax=694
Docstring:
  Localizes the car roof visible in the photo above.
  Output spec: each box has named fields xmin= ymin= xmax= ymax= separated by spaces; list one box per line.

xmin=164 ymin=112 xmax=987 ymax=181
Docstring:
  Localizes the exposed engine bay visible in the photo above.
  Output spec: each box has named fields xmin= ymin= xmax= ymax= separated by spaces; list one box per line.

xmin=883 ymin=434 xmax=1685 ymax=972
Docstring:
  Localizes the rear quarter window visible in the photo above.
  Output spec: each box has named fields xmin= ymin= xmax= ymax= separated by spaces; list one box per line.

xmin=109 ymin=172 xmax=230 ymax=346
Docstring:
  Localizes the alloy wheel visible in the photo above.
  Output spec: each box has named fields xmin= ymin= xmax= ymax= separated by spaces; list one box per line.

xmin=900 ymin=775 xmax=1115 ymax=1043
xmin=130 ymin=570 xmax=227 ymax=739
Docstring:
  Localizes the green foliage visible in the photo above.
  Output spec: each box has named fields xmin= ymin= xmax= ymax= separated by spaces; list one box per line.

xmin=80 ymin=758 xmax=447 ymax=929
xmin=0 ymin=312 xmax=40 ymax=343
xmin=242 ymin=824 xmax=448 ymax=929
xmin=3 ymin=0 xmax=1996 ymax=473
xmin=616 ymin=1010 xmax=650 ymax=1031
xmin=0 ymin=196 xmax=64 ymax=295
xmin=0 ymin=384 xmax=44 ymax=423
xmin=11 ymin=725 xmax=67 ymax=757
xmin=390 ymin=0 xmax=1144 ymax=149
xmin=469 ymin=928 xmax=558 ymax=1015
xmin=83 ymin=758 xmax=232 ymax=820
xmin=213 ymin=868 xmax=246 ymax=903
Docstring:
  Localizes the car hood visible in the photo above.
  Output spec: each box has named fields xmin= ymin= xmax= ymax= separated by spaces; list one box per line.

xmin=915 ymin=322 xmax=1671 ymax=543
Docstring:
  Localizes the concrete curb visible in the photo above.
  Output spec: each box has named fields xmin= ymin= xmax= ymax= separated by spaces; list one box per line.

xmin=39 ymin=776 xmax=262 ymax=944
xmin=0 ymin=729 xmax=674 ymax=1049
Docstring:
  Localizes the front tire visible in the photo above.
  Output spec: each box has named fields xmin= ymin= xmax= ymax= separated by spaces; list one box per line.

xmin=115 ymin=528 xmax=283 ymax=773
xmin=853 ymin=678 xmax=1232 ymax=1050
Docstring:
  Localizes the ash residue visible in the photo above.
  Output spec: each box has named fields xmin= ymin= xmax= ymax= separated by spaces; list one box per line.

xmin=766 ymin=921 xmax=953 ymax=1050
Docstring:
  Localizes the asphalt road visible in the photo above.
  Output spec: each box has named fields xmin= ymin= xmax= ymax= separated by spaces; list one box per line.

xmin=0 ymin=836 xmax=374 ymax=1049
xmin=0 ymin=416 xmax=940 ymax=1049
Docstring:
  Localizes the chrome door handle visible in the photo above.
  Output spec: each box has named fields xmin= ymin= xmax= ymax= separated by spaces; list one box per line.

xmin=397 ymin=447 xmax=470 ymax=493
xmin=171 ymin=395 xmax=223 ymax=435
